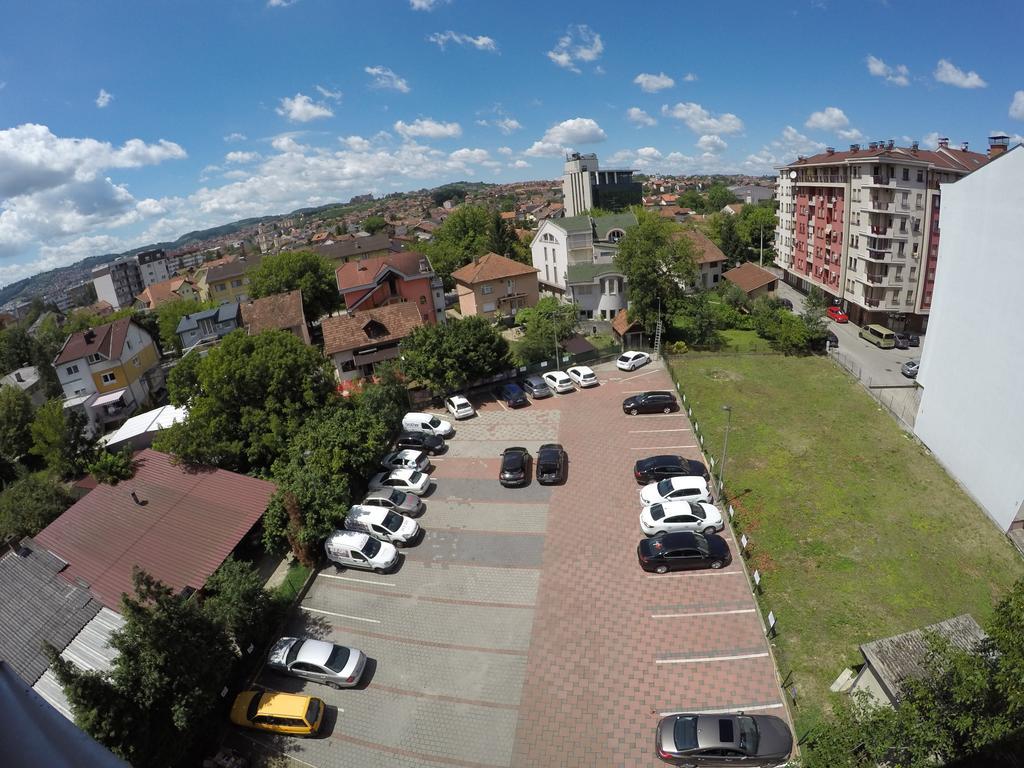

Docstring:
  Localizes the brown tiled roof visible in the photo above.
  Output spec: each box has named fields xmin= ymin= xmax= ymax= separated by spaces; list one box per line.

xmin=321 ymin=302 xmax=424 ymax=356
xmin=313 ymin=232 xmax=393 ymax=261
xmin=54 ymin=317 xmax=133 ymax=365
xmin=612 ymin=308 xmax=641 ymax=337
xmin=240 ymin=290 xmax=307 ymax=336
xmin=677 ymin=229 xmax=727 ymax=265
xmin=499 ymin=211 xmax=516 ymax=220
xmin=450 ymin=252 xmax=538 ymax=285
xmin=33 ymin=449 xmax=276 ymax=612
xmin=723 ymin=262 xmax=778 ymax=294
xmin=785 ymin=144 xmax=989 ymax=173
xmin=205 ymin=255 xmax=260 ymax=282
xmin=336 ymin=251 xmax=432 ymax=293
xmin=135 ymin=276 xmax=192 ymax=309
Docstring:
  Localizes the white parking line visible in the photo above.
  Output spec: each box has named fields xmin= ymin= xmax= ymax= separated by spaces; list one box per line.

xmin=629 ymin=428 xmax=691 ymax=433
xmin=651 ymin=608 xmax=756 ymax=619
xmin=659 ymin=702 xmax=784 ymax=716
xmin=646 ymin=570 xmax=745 ymax=579
xmin=656 ymin=652 xmax=769 ymax=665
xmin=319 ymin=573 xmax=396 ymax=587
xmin=237 ymin=735 xmax=322 ymax=768
xmin=621 ymin=368 xmax=661 ymax=382
xmin=630 ymin=445 xmax=698 ymax=450
xmin=301 ymin=606 xmax=381 ymax=624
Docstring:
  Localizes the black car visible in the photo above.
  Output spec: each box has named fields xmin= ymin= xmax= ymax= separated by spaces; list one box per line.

xmin=634 ymin=455 xmax=709 ymax=484
xmin=495 ymin=382 xmax=529 ymax=408
xmin=637 ymin=531 xmax=731 ymax=574
xmin=778 ymin=298 xmax=794 ymax=310
xmin=826 ymin=329 xmax=839 ymax=348
xmin=536 ymin=443 xmax=567 ymax=485
xmin=908 ymin=333 xmax=920 ymax=347
xmin=499 ymin=447 xmax=531 ymax=487
xmin=893 ymin=332 xmax=911 ymax=350
xmin=395 ymin=431 xmax=446 ymax=455
xmin=655 ymin=712 xmax=793 ymax=766
xmin=623 ymin=391 xmax=678 ymax=415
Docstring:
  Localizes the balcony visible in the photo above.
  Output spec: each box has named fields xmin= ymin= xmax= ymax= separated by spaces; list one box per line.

xmin=865 ymin=199 xmax=891 ymax=213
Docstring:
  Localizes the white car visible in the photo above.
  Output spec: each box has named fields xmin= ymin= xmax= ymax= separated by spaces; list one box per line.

xmin=639 ymin=476 xmax=712 ymax=506
xmin=367 ymin=468 xmax=431 ymax=496
xmin=267 ymin=637 xmax=367 ymax=689
xmin=617 ymin=350 xmax=651 ymax=371
xmin=344 ymin=504 xmax=420 ymax=546
xmin=445 ymin=394 xmax=476 ymax=420
xmin=542 ymin=370 xmax=575 ymax=394
xmin=324 ymin=530 xmax=399 ymax=573
xmin=380 ymin=449 xmax=430 ymax=472
xmin=566 ymin=365 xmax=598 ymax=388
xmin=640 ymin=500 xmax=723 ymax=537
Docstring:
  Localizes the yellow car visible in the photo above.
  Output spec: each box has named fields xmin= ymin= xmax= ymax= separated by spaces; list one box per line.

xmin=229 ymin=690 xmax=325 ymax=736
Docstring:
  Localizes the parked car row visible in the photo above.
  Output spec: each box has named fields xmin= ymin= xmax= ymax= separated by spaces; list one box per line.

xmin=499 ymin=443 xmax=567 ymax=487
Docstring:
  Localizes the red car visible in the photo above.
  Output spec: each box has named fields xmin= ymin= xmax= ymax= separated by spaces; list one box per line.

xmin=826 ymin=305 xmax=848 ymax=323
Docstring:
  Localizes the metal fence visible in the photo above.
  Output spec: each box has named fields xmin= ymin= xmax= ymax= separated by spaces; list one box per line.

xmin=828 ymin=349 xmax=921 ymax=431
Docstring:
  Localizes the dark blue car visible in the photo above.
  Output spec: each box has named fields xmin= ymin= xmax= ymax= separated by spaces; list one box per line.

xmin=496 ymin=382 xmax=529 ymax=408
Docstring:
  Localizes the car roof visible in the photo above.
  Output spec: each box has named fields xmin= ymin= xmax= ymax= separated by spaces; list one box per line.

xmin=639 ymin=530 xmax=699 ymax=552
xmin=254 ymin=691 xmax=315 ymax=718
xmin=386 ymin=468 xmax=415 ymax=480
xmin=524 ymin=374 xmax=546 ymax=384
xmin=569 ymin=365 xmax=593 ymax=373
xmin=295 ymin=638 xmax=334 ymax=667
xmin=538 ymin=443 xmax=563 ymax=452
xmin=638 ymin=454 xmax=684 ymax=467
xmin=349 ymin=504 xmax=387 ymax=521
xmin=449 ymin=394 xmax=469 ymax=403
xmin=502 ymin=382 xmax=524 ymax=391
xmin=664 ymin=475 xmax=709 ymax=489
xmin=545 ymin=370 xmax=569 ymax=378
xmin=694 ymin=714 xmax=742 ymax=748
xmin=327 ymin=530 xmax=370 ymax=547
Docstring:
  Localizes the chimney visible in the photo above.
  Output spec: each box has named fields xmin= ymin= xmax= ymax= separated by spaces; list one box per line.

xmin=887 ymin=140 xmax=895 ymax=150
xmin=960 ymin=141 xmax=969 ymax=152
xmin=988 ymin=133 xmax=1010 ymax=158
xmin=849 ymin=144 xmax=860 ymax=152
xmin=868 ymin=142 xmax=878 ymax=150
xmin=84 ymin=329 xmax=96 ymax=343
xmin=825 ymin=147 xmax=835 ymax=155
xmin=130 ymin=490 xmax=143 ymax=505
xmin=14 ymin=371 xmax=23 ymax=382
xmin=911 ymin=141 xmax=919 ymax=152
xmin=937 ymin=137 xmax=949 ymax=149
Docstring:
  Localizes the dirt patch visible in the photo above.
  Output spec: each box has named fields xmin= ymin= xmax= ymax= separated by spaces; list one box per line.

xmin=706 ymin=368 xmax=744 ymax=382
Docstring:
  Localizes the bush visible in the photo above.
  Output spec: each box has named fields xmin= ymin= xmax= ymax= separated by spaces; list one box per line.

xmin=87 ymin=449 xmax=135 ymax=485
xmin=666 ymin=341 xmax=689 ymax=354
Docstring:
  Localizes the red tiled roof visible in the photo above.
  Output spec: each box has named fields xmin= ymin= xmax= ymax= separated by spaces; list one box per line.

xmin=34 ymin=449 xmax=276 ymax=611
xmin=785 ymin=144 xmax=989 ymax=173
xmin=450 ymin=252 xmax=538 ymax=285
xmin=240 ymin=289 xmax=307 ymax=335
xmin=336 ymin=251 xmax=431 ymax=293
xmin=612 ymin=308 xmax=641 ymax=337
xmin=723 ymin=262 xmax=779 ymax=294
xmin=54 ymin=317 xmax=133 ymax=365
xmin=135 ymin=276 xmax=192 ymax=309
xmin=321 ymin=302 xmax=424 ymax=356
xmin=676 ymin=229 xmax=727 ymax=265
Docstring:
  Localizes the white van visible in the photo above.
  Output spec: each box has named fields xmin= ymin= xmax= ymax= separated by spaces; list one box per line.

xmin=324 ymin=530 xmax=399 ymax=572
xmin=344 ymin=505 xmax=420 ymax=546
xmin=402 ymin=412 xmax=454 ymax=437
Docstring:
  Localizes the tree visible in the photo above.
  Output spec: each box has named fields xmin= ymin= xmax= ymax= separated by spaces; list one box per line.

xmin=431 ymin=186 xmax=467 ymax=207
xmin=614 ymin=210 xmax=697 ymax=333
xmin=0 ymin=326 xmax=35 ymax=372
xmin=673 ymin=292 xmax=721 ymax=349
xmin=0 ymin=384 xmax=34 ymax=459
xmin=201 ymin=556 xmax=277 ymax=652
xmin=247 ymin=250 xmax=342 ymax=321
xmin=718 ymin=214 xmax=748 ymax=265
xmin=513 ymin=297 xmax=580 ymax=365
xmin=679 ymin=189 xmax=705 ymax=213
xmin=362 ymin=215 xmax=388 ymax=235
xmin=30 ymin=399 xmax=94 ymax=479
xmin=399 ymin=316 xmax=510 ymax=394
xmin=706 ymin=183 xmax=738 ymax=212
xmin=736 ymin=204 xmax=777 ymax=265
xmin=422 ymin=205 xmax=494 ymax=289
xmin=486 ymin=209 xmax=530 ymax=264
xmin=32 ymin=312 xmax=68 ymax=362
xmin=0 ymin=473 xmax=73 ymax=541
xmin=87 ymin=448 xmax=135 ymax=485
xmin=153 ymin=330 xmax=334 ymax=473
xmin=803 ymin=285 xmax=830 ymax=326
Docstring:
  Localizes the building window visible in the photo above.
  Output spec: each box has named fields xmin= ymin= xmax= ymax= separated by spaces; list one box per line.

xmin=917 ymin=170 xmax=924 ymax=183
xmin=86 ymin=353 xmax=102 ymax=364
xmin=216 ymin=283 xmax=226 ymax=292
xmin=231 ymin=279 xmax=243 ymax=288
xmin=66 ymin=365 xmax=79 ymax=375
xmin=481 ymin=284 xmax=493 ymax=295
xmin=902 ymin=168 xmax=910 ymax=181
xmin=419 ymin=295 xmax=426 ymax=304
xmin=101 ymin=372 xmax=117 ymax=384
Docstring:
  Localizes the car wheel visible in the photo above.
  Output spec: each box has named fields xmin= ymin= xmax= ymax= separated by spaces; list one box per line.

xmin=700 ymin=527 xmax=714 ymax=536
xmin=662 ymin=406 xmax=671 ymax=414
xmin=630 ymin=408 xmax=639 ymax=416
xmin=328 ymin=681 xmax=342 ymax=690
xmin=709 ymin=560 xmax=723 ymax=569
xmin=373 ymin=567 xmax=385 ymax=574
xmin=653 ymin=564 xmax=669 ymax=574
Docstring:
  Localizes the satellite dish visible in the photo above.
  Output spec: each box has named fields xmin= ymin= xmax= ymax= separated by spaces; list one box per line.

xmin=789 ymin=171 xmax=797 ymax=179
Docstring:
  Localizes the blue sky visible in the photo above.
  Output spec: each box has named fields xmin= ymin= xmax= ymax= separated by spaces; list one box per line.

xmin=1 ymin=0 xmax=1022 ymax=286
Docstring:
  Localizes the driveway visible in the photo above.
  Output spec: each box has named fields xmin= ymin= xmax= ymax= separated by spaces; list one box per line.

xmin=233 ymin=361 xmax=788 ymax=767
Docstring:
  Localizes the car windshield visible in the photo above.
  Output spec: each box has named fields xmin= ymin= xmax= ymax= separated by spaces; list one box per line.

xmin=361 ymin=537 xmax=381 ymax=558
xmin=428 ymin=416 xmax=441 ymax=427
xmin=690 ymin=503 xmax=706 ymax=519
xmin=246 ymin=692 xmax=264 ymax=722
xmin=284 ymin=640 xmax=301 ymax=665
xmin=503 ymin=452 xmax=524 ymax=470
xmin=389 ymin=489 xmax=406 ymax=504
xmin=305 ymin=698 xmax=321 ymax=726
xmin=649 ymin=504 xmax=665 ymax=521
xmin=383 ymin=510 xmax=404 ymax=531
xmin=656 ymin=479 xmax=674 ymax=497
xmin=324 ymin=645 xmax=352 ymax=673
xmin=737 ymin=716 xmax=759 ymax=754
xmin=673 ymin=716 xmax=698 ymax=749
xmin=617 ymin=354 xmax=630 ymax=362
xmin=408 ymin=471 xmax=423 ymax=484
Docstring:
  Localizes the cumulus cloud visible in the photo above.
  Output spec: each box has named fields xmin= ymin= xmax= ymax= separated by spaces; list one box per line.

xmin=683 ymin=73 xmax=698 ymax=82
xmin=497 ymin=146 xmax=513 ymax=155
xmin=394 ymin=118 xmax=462 ymax=140
xmin=626 ymin=107 xmax=657 ymax=127
xmin=276 ymin=93 xmax=334 ymax=122
xmin=95 ymin=89 xmax=113 ymax=108
xmin=696 ymin=134 xmax=727 ymax=154
xmin=547 ymin=24 xmax=603 ymax=73
xmin=223 ymin=132 xmax=247 ymax=142
xmin=410 ymin=0 xmax=448 ymax=9
xmin=866 ymin=55 xmax=909 ymax=86
xmin=837 ymin=128 xmax=864 ymax=141
xmin=662 ymin=102 xmax=744 ymax=134
xmin=934 ymin=59 xmax=987 ymax=89
xmin=511 ymin=159 xmax=530 ymax=168
xmin=267 ymin=0 xmax=299 ymax=6
xmin=524 ymin=118 xmax=606 ymax=157
xmin=225 ymin=151 xmax=260 ymax=164
xmin=634 ymin=72 xmax=674 ymax=93
xmin=478 ymin=117 xmax=522 ymax=134
xmin=921 ymin=131 xmax=942 ymax=150
xmin=1011 ymin=91 xmax=1024 ymax=121
xmin=428 ymin=31 xmax=497 ymax=51
xmin=449 ymin=148 xmax=489 ymax=164
xmin=743 ymin=126 xmax=826 ymax=171
xmin=342 ymin=135 xmax=372 ymax=151
xmin=365 ymin=65 xmax=411 ymax=93
xmin=805 ymin=106 xmax=849 ymax=131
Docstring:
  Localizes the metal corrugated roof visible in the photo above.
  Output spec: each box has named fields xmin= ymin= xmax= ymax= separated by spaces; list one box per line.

xmin=34 ymin=449 xmax=276 ymax=612
xmin=99 ymin=405 xmax=187 ymax=448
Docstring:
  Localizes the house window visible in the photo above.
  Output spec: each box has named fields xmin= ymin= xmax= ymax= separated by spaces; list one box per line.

xmin=66 ymin=365 xmax=79 ymax=375
xmin=419 ymin=295 xmax=426 ymax=304
xmin=481 ymin=284 xmax=493 ymax=295
xmin=86 ymin=353 xmax=102 ymax=364
xmin=216 ymin=283 xmax=227 ymax=292
xmin=902 ymin=168 xmax=910 ymax=181
xmin=101 ymin=372 xmax=117 ymax=384
xmin=126 ymin=337 xmax=133 ymax=350
xmin=712 ymin=274 xmax=719 ymax=284
xmin=231 ymin=279 xmax=243 ymax=288
xmin=917 ymin=170 xmax=923 ymax=183
xmin=506 ymin=279 xmax=515 ymax=294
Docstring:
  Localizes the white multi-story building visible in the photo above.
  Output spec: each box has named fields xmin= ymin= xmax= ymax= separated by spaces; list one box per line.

xmin=91 ymin=259 xmax=143 ymax=310
xmin=561 ymin=152 xmax=641 ymax=217
xmin=136 ymin=248 xmax=172 ymax=287
xmin=913 ymin=140 xmax=1023 ymax=536
xmin=774 ymin=138 xmax=995 ymax=332
xmin=530 ymin=212 xmax=636 ymax=320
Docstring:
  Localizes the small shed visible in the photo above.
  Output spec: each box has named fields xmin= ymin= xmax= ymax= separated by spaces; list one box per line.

xmin=722 ymin=262 xmax=778 ymax=300
xmin=611 ymin=309 xmax=644 ymax=350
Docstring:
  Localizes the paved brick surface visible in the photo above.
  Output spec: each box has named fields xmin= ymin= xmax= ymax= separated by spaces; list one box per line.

xmin=422 ymin=501 xmax=549 ymax=534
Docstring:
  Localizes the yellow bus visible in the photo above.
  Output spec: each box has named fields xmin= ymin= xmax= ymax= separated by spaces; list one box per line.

xmin=859 ymin=323 xmax=896 ymax=349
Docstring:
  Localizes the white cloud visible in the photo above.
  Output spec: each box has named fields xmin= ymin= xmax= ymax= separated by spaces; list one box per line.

xmin=805 ymin=107 xmax=850 ymax=131
xmin=524 ymin=117 xmax=606 ymax=157
xmin=428 ymin=31 xmax=498 ymax=51
xmin=342 ymin=135 xmax=372 ymax=151
xmin=410 ymin=0 xmax=448 ymax=9
xmin=270 ymin=134 xmax=305 ymax=153
xmin=494 ymin=117 xmax=521 ymax=134
xmin=683 ymin=73 xmax=698 ymax=82
xmin=934 ymin=59 xmax=987 ymax=89
xmin=225 ymin=151 xmax=260 ymax=164
xmin=696 ymin=134 xmax=727 ymax=154
xmin=634 ymin=72 xmax=674 ymax=93
xmin=866 ymin=55 xmax=909 ymax=86
xmin=449 ymin=148 xmax=489 ymax=164
xmin=223 ymin=132 xmax=247 ymax=142
xmin=95 ymin=89 xmax=113 ymax=108
xmin=267 ymin=0 xmax=299 ymax=6
xmin=743 ymin=126 xmax=826 ymax=171
xmin=511 ymin=160 xmax=530 ymax=168
xmin=626 ymin=107 xmax=656 ymax=127
xmin=547 ymin=24 xmax=603 ymax=73
xmin=662 ymin=102 xmax=744 ymax=134
xmin=276 ymin=93 xmax=334 ymax=122
xmin=315 ymin=85 xmax=343 ymax=101
xmin=136 ymin=198 xmax=166 ymax=216
xmin=1009 ymin=91 xmax=1024 ymax=120
xmin=921 ymin=131 xmax=941 ymax=150
xmin=523 ymin=141 xmax=564 ymax=158
xmin=394 ymin=118 xmax=462 ymax=140
xmin=837 ymin=128 xmax=864 ymax=141
xmin=365 ymin=65 xmax=411 ymax=93
xmin=497 ymin=146 xmax=513 ymax=155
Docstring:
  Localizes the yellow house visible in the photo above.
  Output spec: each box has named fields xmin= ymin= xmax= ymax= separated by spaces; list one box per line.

xmin=450 ymin=252 xmax=540 ymax=319
xmin=195 ymin=256 xmax=261 ymax=303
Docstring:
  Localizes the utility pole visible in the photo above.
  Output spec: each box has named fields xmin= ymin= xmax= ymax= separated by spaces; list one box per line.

xmin=720 ymin=405 xmax=733 ymax=496
xmin=759 ymin=221 xmax=765 ymax=267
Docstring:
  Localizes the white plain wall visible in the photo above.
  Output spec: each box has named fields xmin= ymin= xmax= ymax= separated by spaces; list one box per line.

xmin=914 ymin=148 xmax=1024 ymax=531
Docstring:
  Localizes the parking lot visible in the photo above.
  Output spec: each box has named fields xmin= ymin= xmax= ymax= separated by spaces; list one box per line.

xmin=236 ymin=359 xmax=787 ymax=767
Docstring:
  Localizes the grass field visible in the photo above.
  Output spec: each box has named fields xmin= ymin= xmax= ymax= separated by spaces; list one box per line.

xmin=670 ymin=354 xmax=1024 ymax=731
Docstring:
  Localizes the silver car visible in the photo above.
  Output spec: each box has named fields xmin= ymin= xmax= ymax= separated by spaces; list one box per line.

xmin=362 ymin=488 xmax=424 ymax=517
xmin=267 ymin=637 xmax=367 ymax=689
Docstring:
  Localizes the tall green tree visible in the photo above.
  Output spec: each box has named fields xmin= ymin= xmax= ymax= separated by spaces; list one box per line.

xmin=718 ymin=214 xmax=748 ymax=265
xmin=201 ymin=556 xmax=277 ymax=652
xmin=362 ymin=215 xmax=388 ymax=235
xmin=678 ymin=189 xmax=705 ymax=213
xmin=247 ymin=250 xmax=342 ymax=321
xmin=706 ymin=183 xmax=738 ymax=212
xmin=0 ymin=326 xmax=35 ymax=372
xmin=399 ymin=316 xmax=510 ymax=394
xmin=0 ymin=473 xmax=73 ymax=540
xmin=422 ymin=205 xmax=494 ymax=289
xmin=614 ymin=210 xmax=697 ymax=333
xmin=736 ymin=204 xmax=777 ymax=265
xmin=513 ymin=297 xmax=580 ymax=365
xmin=0 ymin=384 xmax=34 ymax=459
xmin=486 ymin=209 xmax=530 ymax=263
xmin=30 ymin=399 xmax=94 ymax=479
xmin=153 ymin=330 xmax=334 ymax=473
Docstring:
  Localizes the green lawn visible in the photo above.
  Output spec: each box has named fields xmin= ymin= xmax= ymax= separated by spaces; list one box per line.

xmin=585 ymin=332 xmax=619 ymax=356
xmin=719 ymin=329 xmax=773 ymax=353
xmin=670 ymin=354 xmax=1024 ymax=731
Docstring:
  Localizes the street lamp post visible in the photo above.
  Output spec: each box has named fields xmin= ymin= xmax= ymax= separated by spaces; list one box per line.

xmin=719 ymin=405 xmax=733 ymax=495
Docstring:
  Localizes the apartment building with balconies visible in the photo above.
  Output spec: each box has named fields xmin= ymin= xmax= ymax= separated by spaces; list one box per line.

xmin=774 ymin=137 xmax=996 ymax=332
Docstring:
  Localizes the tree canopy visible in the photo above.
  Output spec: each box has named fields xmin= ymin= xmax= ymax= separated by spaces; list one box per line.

xmin=0 ymin=472 xmax=73 ymax=541
xmin=399 ymin=316 xmax=510 ymax=394
xmin=247 ymin=250 xmax=341 ymax=321
xmin=30 ymin=399 xmax=95 ymax=479
xmin=361 ymin=215 xmax=388 ymax=235
xmin=513 ymin=297 xmax=579 ymax=365
xmin=423 ymin=205 xmax=529 ymax=289
xmin=0 ymin=384 xmax=34 ymax=460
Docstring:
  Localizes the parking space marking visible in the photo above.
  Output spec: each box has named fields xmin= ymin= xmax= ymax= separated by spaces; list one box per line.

xmin=327 ymin=731 xmax=507 ymax=768
xmin=370 ymin=683 xmax=521 ymax=711
xmin=300 ymin=606 xmax=381 ymax=624
xmin=656 ymin=652 xmax=769 ymax=665
xmin=319 ymin=573 xmax=396 ymax=587
xmin=322 ymin=579 xmax=535 ymax=609
xmin=621 ymin=368 xmax=661 ymax=382
xmin=629 ymin=428 xmax=691 ymax=433
xmin=627 ymin=412 xmax=682 ymax=418
xmin=237 ymin=734 xmax=321 ymax=768
xmin=651 ymin=608 xmax=756 ymax=619
xmin=629 ymin=444 xmax=698 ymax=450
xmin=646 ymin=570 xmax=745 ymax=579
xmin=317 ymin=623 xmax=529 ymax=656
xmin=659 ymin=702 xmax=784 ymax=716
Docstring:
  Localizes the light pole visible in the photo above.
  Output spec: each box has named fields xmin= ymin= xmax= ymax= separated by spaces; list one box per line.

xmin=719 ymin=405 xmax=733 ymax=495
